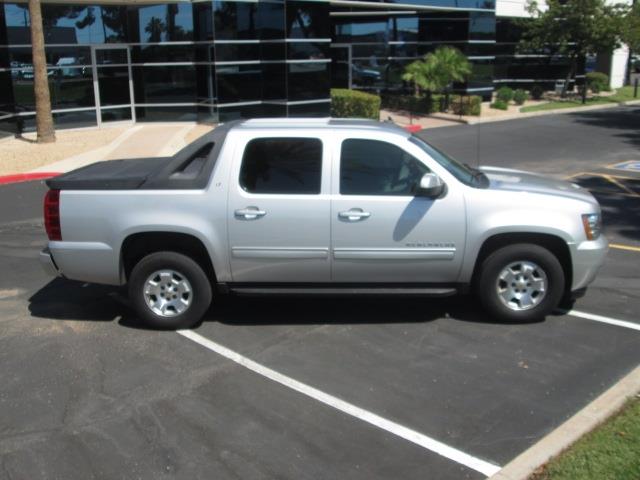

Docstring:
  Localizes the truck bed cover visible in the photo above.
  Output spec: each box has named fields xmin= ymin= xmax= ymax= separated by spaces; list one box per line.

xmin=47 ymin=121 xmax=237 ymax=191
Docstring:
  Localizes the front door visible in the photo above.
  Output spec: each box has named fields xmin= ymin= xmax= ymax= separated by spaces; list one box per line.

xmin=228 ymin=134 xmax=331 ymax=283
xmin=330 ymin=135 xmax=466 ymax=283
xmin=91 ymin=46 xmax=135 ymax=124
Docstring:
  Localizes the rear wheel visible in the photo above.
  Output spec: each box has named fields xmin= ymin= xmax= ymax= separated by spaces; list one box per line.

xmin=476 ymin=244 xmax=565 ymax=322
xmin=128 ymin=251 xmax=212 ymax=329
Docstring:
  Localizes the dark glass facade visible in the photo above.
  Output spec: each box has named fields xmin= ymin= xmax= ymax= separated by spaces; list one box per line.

xmin=0 ymin=0 xmax=571 ymax=134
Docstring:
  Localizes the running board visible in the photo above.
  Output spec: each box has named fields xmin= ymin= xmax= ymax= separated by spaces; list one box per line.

xmin=227 ymin=287 xmax=458 ymax=297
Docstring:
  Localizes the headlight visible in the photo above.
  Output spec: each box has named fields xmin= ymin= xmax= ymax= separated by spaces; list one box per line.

xmin=582 ymin=213 xmax=602 ymax=240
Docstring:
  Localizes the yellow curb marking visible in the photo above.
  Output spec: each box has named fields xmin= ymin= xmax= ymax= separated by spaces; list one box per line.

xmin=610 ymin=243 xmax=640 ymax=252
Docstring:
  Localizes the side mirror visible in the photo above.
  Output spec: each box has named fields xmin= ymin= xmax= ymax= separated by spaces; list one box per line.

xmin=416 ymin=173 xmax=445 ymax=198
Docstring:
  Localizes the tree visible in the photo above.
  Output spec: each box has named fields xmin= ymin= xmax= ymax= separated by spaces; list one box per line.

xmin=622 ymin=1 xmax=640 ymax=52
xmin=520 ymin=0 xmax=627 ymax=101
xmin=28 ymin=0 xmax=55 ymax=143
xmin=402 ymin=46 xmax=472 ymax=108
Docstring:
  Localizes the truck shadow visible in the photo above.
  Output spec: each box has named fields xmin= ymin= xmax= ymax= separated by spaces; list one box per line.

xmin=28 ymin=278 xmax=546 ymax=328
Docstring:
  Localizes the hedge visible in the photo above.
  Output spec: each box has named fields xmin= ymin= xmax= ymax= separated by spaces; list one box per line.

xmin=449 ymin=95 xmax=482 ymax=116
xmin=586 ymin=72 xmax=610 ymax=93
xmin=380 ymin=94 xmax=446 ymax=114
xmin=490 ymin=99 xmax=509 ymax=110
xmin=331 ymin=89 xmax=381 ymax=120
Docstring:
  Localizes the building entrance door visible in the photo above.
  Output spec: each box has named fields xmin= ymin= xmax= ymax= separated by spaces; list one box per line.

xmin=91 ymin=45 xmax=135 ymax=124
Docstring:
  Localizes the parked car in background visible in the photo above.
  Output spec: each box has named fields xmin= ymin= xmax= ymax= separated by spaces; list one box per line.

xmin=40 ymin=118 xmax=607 ymax=329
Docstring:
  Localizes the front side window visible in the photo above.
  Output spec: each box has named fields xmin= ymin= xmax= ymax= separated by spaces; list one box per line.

xmin=240 ymin=138 xmax=322 ymax=194
xmin=340 ymin=139 xmax=429 ymax=196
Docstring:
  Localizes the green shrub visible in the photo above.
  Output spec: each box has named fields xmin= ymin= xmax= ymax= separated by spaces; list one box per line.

xmin=530 ymin=84 xmax=544 ymax=100
xmin=513 ymin=89 xmax=528 ymax=105
xmin=449 ymin=95 xmax=482 ymax=116
xmin=496 ymin=86 xmax=514 ymax=103
xmin=490 ymin=99 xmax=509 ymax=110
xmin=331 ymin=89 xmax=381 ymax=120
xmin=586 ymin=72 xmax=610 ymax=93
xmin=380 ymin=93 xmax=445 ymax=114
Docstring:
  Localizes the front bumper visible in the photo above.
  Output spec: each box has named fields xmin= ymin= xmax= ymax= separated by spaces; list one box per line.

xmin=39 ymin=248 xmax=61 ymax=277
xmin=570 ymin=235 xmax=609 ymax=291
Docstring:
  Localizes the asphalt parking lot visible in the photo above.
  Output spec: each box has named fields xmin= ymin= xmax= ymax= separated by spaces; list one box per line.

xmin=1 ymin=106 xmax=640 ymax=480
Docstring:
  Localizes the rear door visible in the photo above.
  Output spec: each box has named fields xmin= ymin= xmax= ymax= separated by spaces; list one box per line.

xmin=330 ymin=134 xmax=466 ymax=283
xmin=227 ymin=133 xmax=331 ymax=283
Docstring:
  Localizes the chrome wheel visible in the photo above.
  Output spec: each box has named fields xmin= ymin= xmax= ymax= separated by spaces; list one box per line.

xmin=143 ymin=269 xmax=192 ymax=317
xmin=496 ymin=261 xmax=547 ymax=311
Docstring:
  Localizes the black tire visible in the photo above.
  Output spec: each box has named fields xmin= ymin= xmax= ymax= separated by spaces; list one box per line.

xmin=128 ymin=251 xmax=212 ymax=330
xmin=475 ymin=243 xmax=565 ymax=322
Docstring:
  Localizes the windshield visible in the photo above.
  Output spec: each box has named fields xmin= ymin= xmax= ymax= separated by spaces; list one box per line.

xmin=409 ymin=135 xmax=487 ymax=188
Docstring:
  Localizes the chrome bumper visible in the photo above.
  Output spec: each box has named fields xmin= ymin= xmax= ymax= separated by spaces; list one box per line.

xmin=39 ymin=248 xmax=61 ymax=277
xmin=570 ymin=236 xmax=609 ymax=291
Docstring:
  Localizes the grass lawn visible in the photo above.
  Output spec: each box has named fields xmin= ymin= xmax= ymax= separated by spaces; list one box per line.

xmin=520 ymin=86 xmax=639 ymax=113
xmin=531 ymin=397 xmax=640 ymax=480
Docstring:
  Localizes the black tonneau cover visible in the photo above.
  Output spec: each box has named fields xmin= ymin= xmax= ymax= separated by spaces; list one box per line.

xmin=46 ymin=121 xmax=238 ymax=191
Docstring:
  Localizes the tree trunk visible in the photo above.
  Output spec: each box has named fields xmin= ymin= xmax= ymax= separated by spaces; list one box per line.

xmin=561 ymin=58 xmax=576 ymax=99
xmin=28 ymin=0 xmax=55 ymax=143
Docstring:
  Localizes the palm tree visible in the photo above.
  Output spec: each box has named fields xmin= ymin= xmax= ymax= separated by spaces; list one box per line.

xmin=28 ymin=0 xmax=55 ymax=143
xmin=402 ymin=46 xmax=472 ymax=109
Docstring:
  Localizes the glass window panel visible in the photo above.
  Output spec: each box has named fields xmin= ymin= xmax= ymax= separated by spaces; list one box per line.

xmin=469 ymin=12 xmax=495 ymax=41
xmin=97 ymin=66 xmax=131 ymax=106
xmin=132 ymin=65 xmax=196 ymax=104
xmin=216 ymin=64 xmax=262 ymax=103
xmin=340 ymin=19 xmax=387 ymax=43
xmin=214 ymin=2 xmax=258 ymax=40
xmin=50 ymin=68 xmax=95 ymax=108
xmin=215 ymin=44 xmax=260 ymax=62
xmin=240 ymin=138 xmax=322 ymax=195
xmin=101 ymin=106 xmax=131 ymax=122
xmin=0 ymin=48 xmax=8 ymax=69
xmin=197 ymin=105 xmax=218 ymax=123
xmin=53 ymin=109 xmax=98 ymax=128
xmin=390 ymin=43 xmax=417 ymax=59
xmin=287 ymin=101 xmax=330 ymax=117
xmin=0 ymin=71 xmax=15 ymax=111
xmin=419 ymin=14 xmax=468 ymax=42
xmin=287 ymin=42 xmax=328 ymax=61
xmin=8 ymin=47 xmax=31 ymax=66
xmin=351 ymin=44 xmax=387 ymax=59
xmin=96 ymin=48 xmax=127 ymax=65
xmin=287 ymin=62 xmax=329 ymax=101
xmin=100 ymin=6 xmax=128 ymax=43
xmin=340 ymin=139 xmax=429 ymax=196
xmin=393 ymin=17 xmax=418 ymax=42
xmin=262 ymin=63 xmax=286 ymax=100
xmin=258 ymin=2 xmax=284 ymax=40
xmin=195 ymin=64 xmax=216 ymax=105
xmin=132 ymin=45 xmax=195 ymax=63
xmin=286 ymin=1 xmax=329 ymax=39
xmin=138 ymin=4 xmax=193 ymax=43
xmin=135 ymin=106 xmax=197 ymax=122
xmin=47 ymin=46 xmax=91 ymax=67
xmin=218 ymin=103 xmax=266 ymax=122
xmin=261 ymin=103 xmax=287 ymax=117
xmin=261 ymin=42 xmax=285 ymax=61
xmin=193 ymin=2 xmax=213 ymax=41
xmin=468 ymin=59 xmax=493 ymax=89
xmin=351 ymin=59 xmax=387 ymax=89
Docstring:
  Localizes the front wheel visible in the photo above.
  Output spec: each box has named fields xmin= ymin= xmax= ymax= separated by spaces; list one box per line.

xmin=476 ymin=244 xmax=565 ymax=322
xmin=128 ymin=251 xmax=212 ymax=330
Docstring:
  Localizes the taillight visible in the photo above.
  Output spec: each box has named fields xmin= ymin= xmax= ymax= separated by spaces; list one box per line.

xmin=44 ymin=189 xmax=61 ymax=241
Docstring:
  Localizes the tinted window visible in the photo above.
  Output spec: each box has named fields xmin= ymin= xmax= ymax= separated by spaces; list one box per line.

xmin=340 ymin=139 xmax=429 ymax=196
xmin=240 ymin=138 xmax=322 ymax=194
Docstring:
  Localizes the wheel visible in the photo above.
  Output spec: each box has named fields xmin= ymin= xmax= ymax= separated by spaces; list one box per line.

xmin=128 ymin=251 xmax=212 ymax=329
xmin=475 ymin=244 xmax=565 ymax=322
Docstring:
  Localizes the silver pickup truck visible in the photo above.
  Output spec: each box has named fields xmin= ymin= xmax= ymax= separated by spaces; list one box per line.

xmin=40 ymin=118 xmax=607 ymax=329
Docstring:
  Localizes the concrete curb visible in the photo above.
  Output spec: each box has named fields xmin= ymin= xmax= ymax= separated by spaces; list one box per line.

xmin=489 ymin=364 xmax=640 ymax=480
xmin=456 ymin=99 xmax=640 ymax=126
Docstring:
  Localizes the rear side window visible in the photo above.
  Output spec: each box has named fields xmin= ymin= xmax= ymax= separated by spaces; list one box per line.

xmin=340 ymin=138 xmax=429 ymax=196
xmin=240 ymin=138 xmax=322 ymax=194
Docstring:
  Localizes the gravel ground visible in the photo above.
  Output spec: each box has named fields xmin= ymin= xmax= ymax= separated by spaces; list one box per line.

xmin=0 ymin=126 xmax=127 ymax=175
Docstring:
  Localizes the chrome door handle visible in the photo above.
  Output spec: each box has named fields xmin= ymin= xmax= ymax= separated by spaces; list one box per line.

xmin=339 ymin=209 xmax=371 ymax=221
xmin=235 ymin=207 xmax=266 ymax=220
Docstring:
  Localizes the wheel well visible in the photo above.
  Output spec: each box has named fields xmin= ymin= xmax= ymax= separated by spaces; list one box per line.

xmin=121 ymin=232 xmax=216 ymax=284
xmin=473 ymin=233 xmax=572 ymax=294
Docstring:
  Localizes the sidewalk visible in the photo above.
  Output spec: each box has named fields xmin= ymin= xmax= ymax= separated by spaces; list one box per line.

xmin=30 ymin=123 xmax=214 ymax=174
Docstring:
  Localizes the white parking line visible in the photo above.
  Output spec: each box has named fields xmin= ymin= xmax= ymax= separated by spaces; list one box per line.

xmin=177 ymin=329 xmax=502 ymax=477
xmin=565 ymin=310 xmax=640 ymax=332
